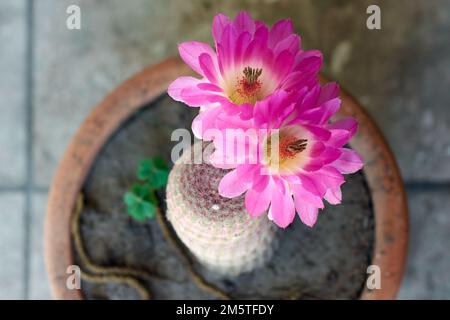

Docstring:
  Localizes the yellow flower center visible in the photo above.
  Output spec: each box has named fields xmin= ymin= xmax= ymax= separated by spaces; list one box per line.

xmin=228 ymin=67 xmax=263 ymax=105
xmin=263 ymin=126 xmax=310 ymax=175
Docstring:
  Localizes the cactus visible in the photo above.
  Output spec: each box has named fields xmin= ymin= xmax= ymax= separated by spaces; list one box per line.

xmin=166 ymin=142 xmax=278 ymax=276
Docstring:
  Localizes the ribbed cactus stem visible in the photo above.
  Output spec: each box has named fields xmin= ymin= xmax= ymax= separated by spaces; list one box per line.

xmin=166 ymin=142 xmax=278 ymax=276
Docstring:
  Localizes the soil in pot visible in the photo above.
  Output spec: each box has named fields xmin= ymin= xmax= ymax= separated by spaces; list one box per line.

xmin=75 ymin=94 xmax=374 ymax=300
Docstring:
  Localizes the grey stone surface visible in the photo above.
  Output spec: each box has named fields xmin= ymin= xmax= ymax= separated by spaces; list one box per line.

xmin=0 ymin=193 xmax=25 ymax=299
xmin=29 ymin=192 xmax=52 ymax=300
xmin=398 ymin=188 xmax=450 ymax=299
xmin=33 ymin=0 xmax=203 ymax=187
xmin=0 ymin=0 xmax=26 ymax=186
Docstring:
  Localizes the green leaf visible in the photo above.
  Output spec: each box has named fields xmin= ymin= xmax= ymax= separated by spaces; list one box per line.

xmin=124 ymin=156 xmax=168 ymax=222
xmin=124 ymin=191 xmax=137 ymax=206
xmin=137 ymin=159 xmax=154 ymax=181
xmin=123 ymin=184 xmax=158 ymax=221
xmin=152 ymin=156 xmax=169 ymax=171
xmin=137 ymin=157 xmax=169 ymax=189
xmin=149 ymin=170 xmax=169 ymax=189
xmin=131 ymin=200 xmax=156 ymax=221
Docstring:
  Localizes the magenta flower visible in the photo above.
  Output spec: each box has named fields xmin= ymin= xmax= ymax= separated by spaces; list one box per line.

xmin=211 ymin=85 xmax=363 ymax=228
xmin=168 ymin=11 xmax=322 ymax=139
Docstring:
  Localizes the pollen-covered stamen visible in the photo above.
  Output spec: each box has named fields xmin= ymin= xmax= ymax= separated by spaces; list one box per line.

xmin=229 ymin=66 xmax=263 ymax=105
xmin=263 ymin=128 xmax=310 ymax=174
xmin=243 ymin=66 xmax=262 ymax=85
xmin=279 ymin=137 xmax=308 ymax=160
xmin=286 ymin=139 xmax=308 ymax=154
xmin=266 ymin=134 xmax=308 ymax=162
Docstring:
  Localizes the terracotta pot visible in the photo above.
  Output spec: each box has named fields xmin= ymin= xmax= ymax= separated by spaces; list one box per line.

xmin=45 ymin=57 xmax=408 ymax=300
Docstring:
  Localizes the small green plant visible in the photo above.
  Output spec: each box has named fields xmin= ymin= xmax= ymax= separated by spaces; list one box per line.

xmin=124 ymin=157 xmax=169 ymax=221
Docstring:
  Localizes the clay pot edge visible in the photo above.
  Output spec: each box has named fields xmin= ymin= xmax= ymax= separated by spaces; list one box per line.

xmin=44 ymin=58 xmax=408 ymax=300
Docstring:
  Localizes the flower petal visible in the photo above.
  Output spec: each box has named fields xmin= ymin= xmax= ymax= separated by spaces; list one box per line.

xmin=281 ymin=71 xmax=316 ymax=92
xmin=269 ymin=19 xmax=293 ymax=48
xmin=178 ymin=41 xmax=216 ymax=76
xmin=303 ymin=124 xmax=331 ymax=141
xmin=269 ymin=178 xmax=295 ymax=228
xmin=300 ymin=98 xmax=341 ymax=125
xmin=234 ymin=32 xmax=252 ymax=65
xmin=272 ymin=50 xmax=295 ymax=82
xmin=327 ymin=118 xmax=358 ymax=147
xmin=212 ymin=13 xmax=231 ymax=43
xmin=233 ymin=11 xmax=255 ymax=34
xmin=291 ymin=183 xmax=324 ymax=208
xmin=273 ymin=34 xmax=300 ymax=57
xmin=324 ymin=186 xmax=342 ymax=205
xmin=309 ymin=141 xmax=326 ymax=157
xmin=199 ymin=53 xmax=219 ymax=84
xmin=168 ymin=76 xmax=206 ymax=106
xmin=179 ymin=86 xmax=226 ymax=106
xmin=245 ymin=175 xmax=272 ymax=217
xmin=294 ymin=49 xmax=323 ymax=73
xmin=303 ymin=148 xmax=341 ymax=172
xmin=295 ymin=200 xmax=319 ymax=227
xmin=243 ymin=36 xmax=266 ymax=65
xmin=318 ymin=82 xmax=340 ymax=105
xmin=192 ymin=106 xmax=222 ymax=139
xmin=217 ymin=25 xmax=237 ymax=74
xmin=299 ymin=174 xmax=327 ymax=198
xmin=254 ymin=24 xmax=269 ymax=44
xmin=197 ymin=83 xmax=223 ymax=92
xmin=328 ymin=117 xmax=358 ymax=134
xmin=331 ymin=148 xmax=364 ymax=174
xmin=315 ymin=166 xmax=345 ymax=189
xmin=254 ymin=90 xmax=294 ymax=127
xmin=218 ymin=165 xmax=256 ymax=198
xmin=238 ymin=103 xmax=254 ymax=120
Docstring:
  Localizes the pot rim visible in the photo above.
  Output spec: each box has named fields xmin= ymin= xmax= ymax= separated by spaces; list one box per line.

xmin=44 ymin=58 xmax=408 ymax=300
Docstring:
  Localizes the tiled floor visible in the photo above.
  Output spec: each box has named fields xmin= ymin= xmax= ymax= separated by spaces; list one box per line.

xmin=1 ymin=0 xmax=450 ymax=299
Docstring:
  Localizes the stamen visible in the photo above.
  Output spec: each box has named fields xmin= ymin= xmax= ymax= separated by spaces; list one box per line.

xmin=279 ymin=137 xmax=308 ymax=160
xmin=229 ymin=66 xmax=263 ymax=105
xmin=243 ymin=66 xmax=262 ymax=85
xmin=286 ymin=139 xmax=308 ymax=154
xmin=264 ymin=132 xmax=309 ymax=174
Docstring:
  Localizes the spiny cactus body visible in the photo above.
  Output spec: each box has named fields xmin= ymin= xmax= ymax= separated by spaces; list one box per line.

xmin=166 ymin=143 xmax=278 ymax=276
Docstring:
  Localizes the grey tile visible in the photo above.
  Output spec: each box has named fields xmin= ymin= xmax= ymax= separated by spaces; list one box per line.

xmin=33 ymin=0 xmax=199 ymax=187
xmin=29 ymin=192 xmax=52 ymax=300
xmin=0 ymin=192 xmax=25 ymax=299
xmin=398 ymin=189 xmax=450 ymax=299
xmin=314 ymin=0 xmax=450 ymax=181
xmin=0 ymin=0 xmax=26 ymax=186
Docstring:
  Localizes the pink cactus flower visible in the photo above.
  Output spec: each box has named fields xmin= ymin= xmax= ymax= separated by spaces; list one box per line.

xmin=211 ymin=85 xmax=364 ymax=228
xmin=168 ymin=11 xmax=322 ymax=139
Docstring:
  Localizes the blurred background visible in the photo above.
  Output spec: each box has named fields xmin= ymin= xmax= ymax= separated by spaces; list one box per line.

xmin=1 ymin=0 xmax=449 ymax=299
